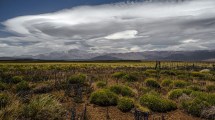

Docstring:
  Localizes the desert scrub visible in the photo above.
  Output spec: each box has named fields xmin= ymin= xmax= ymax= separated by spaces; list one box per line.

xmin=173 ymin=80 xmax=189 ymax=88
xmin=90 ymin=89 xmax=118 ymax=106
xmin=67 ymin=74 xmax=86 ymax=85
xmin=117 ymin=97 xmax=134 ymax=112
xmin=20 ymin=95 xmax=66 ymax=120
xmin=11 ymin=76 xmax=23 ymax=84
xmin=181 ymin=98 xmax=209 ymax=117
xmin=109 ymin=85 xmax=134 ymax=97
xmin=0 ymin=82 xmax=8 ymax=91
xmin=0 ymin=93 xmax=9 ymax=109
xmin=140 ymin=94 xmax=177 ymax=112
xmin=191 ymin=72 xmax=205 ymax=79
xmin=188 ymin=85 xmax=203 ymax=91
xmin=168 ymin=89 xmax=192 ymax=100
xmin=122 ymin=74 xmax=138 ymax=82
xmin=191 ymin=91 xmax=215 ymax=105
xmin=144 ymin=69 xmax=157 ymax=77
xmin=206 ymin=85 xmax=215 ymax=92
xmin=96 ymin=81 xmax=106 ymax=88
xmin=160 ymin=70 xmax=177 ymax=76
xmin=145 ymin=78 xmax=160 ymax=88
xmin=161 ymin=79 xmax=173 ymax=87
xmin=112 ymin=72 xmax=126 ymax=79
xmin=16 ymin=81 xmax=30 ymax=92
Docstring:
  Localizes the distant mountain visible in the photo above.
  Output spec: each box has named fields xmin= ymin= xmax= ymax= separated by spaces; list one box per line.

xmin=1 ymin=50 xmax=215 ymax=61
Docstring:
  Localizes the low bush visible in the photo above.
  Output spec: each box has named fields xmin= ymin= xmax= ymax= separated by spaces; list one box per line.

xmin=191 ymin=91 xmax=215 ymax=105
xmin=16 ymin=81 xmax=30 ymax=92
xmin=168 ymin=89 xmax=192 ymax=100
xmin=191 ymin=72 xmax=205 ymax=79
xmin=0 ymin=93 xmax=9 ymax=109
xmin=174 ymin=80 xmax=189 ymax=88
xmin=67 ymin=74 xmax=86 ymax=85
xmin=90 ymin=89 xmax=118 ymax=106
xmin=206 ymin=85 xmax=215 ymax=92
xmin=122 ymin=74 xmax=138 ymax=82
xmin=117 ymin=97 xmax=134 ymax=112
xmin=33 ymin=85 xmax=53 ymax=94
xmin=0 ymin=82 xmax=7 ymax=91
xmin=112 ymin=72 xmax=126 ymax=79
xmin=11 ymin=76 xmax=23 ymax=84
xmin=181 ymin=98 xmax=209 ymax=117
xmin=144 ymin=69 xmax=157 ymax=77
xmin=20 ymin=95 xmax=66 ymax=119
xmin=140 ymin=94 xmax=177 ymax=112
xmin=109 ymin=85 xmax=134 ymax=97
xmin=96 ymin=81 xmax=106 ymax=88
xmin=145 ymin=78 xmax=160 ymax=88
xmin=188 ymin=85 xmax=203 ymax=91
xmin=161 ymin=79 xmax=173 ymax=87
xmin=160 ymin=70 xmax=177 ymax=76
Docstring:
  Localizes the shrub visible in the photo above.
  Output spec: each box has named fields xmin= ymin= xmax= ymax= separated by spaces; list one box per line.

xmin=117 ymin=97 xmax=134 ymax=112
xmin=90 ymin=89 xmax=118 ymax=106
xmin=206 ymin=85 xmax=215 ymax=92
xmin=191 ymin=72 xmax=205 ymax=79
xmin=96 ymin=81 xmax=106 ymax=88
xmin=174 ymin=80 xmax=189 ymax=88
xmin=161 ymin=79 xmax=173 ymax=87
xmin=140 ymin=94 xmax=177 ymax=112
xmin=122 ymin=74 xmax=138 ymax=82
xmin=112 ymin=72 xmax=126 ymax=79
xmin=20 ymin=95 xmax=66 ymax=120
xmin=191 ymin=91 xmax=215 ymax=105
xmin=0 ymin=93 xmax=9 ymax=109
xmin=160 ymin=70 xmax=177 ymax=76
xmin=144 ymin=69 xmax=157 ymax=77
xmin=33 ymin=85 xmax=53 ymax=94
xmin=16 ymin=81 xmax=30 ymax=92
xmin=0 ymin=82 xmax=7 ymax=91
xmin=168 ymin=89 xmax=192 ymax=100
xmin=67 ymin=74 xmax=86 ymax=85
xmin=11 ymin=76 xmax=23 ymax=84
xmin=181 ymin=98 xmax=209 ymax=117
xmin=145 ymin=78 xmax=160 ymax=88
xmin=188 ymin=85 xmax=203 ymax=91
xmin=109 ymin=85 xmax=134 ymax=97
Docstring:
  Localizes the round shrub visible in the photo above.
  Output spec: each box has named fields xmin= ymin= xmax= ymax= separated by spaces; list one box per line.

xmin=20 ymin=95 xmax=66 ymax=119
xmin=0 ymin=93 xmax=9 ymax=109
xmin=188 ymin=85 xmax=203 ymax=91
xmin=109 ymin=85 xmax=134 ymax=97
xmin=122 ymin=74 xmax=138 ymax=82
xmin=191 ymin=72 xmax=205 ymax=79
xmin=145 ymin=78 xmax=160 ymax=88
xmin=181 ymin=98 xmax=209 ymax=117
xmin=174 ymin=80 xmax=189 ymax=88
xmin=11 ymin=76 xmax=23 ymax=84
xmin=112 ymin=72 xmax=126 ymax=79
xmin=96 ymin=81 xmax=106 ymax=88
xmin=206 ymin=85 xmax=215 ymax=92
xmin=160 ymin=70 xmax=177 ymax=76
xmin=117 ymin=97 xmax=134 ymax=112
xmin=0 ymin=82 xmax=7 ymax=91
xmin=16 ymin=81 xmax=30 ymax=92
xmin=90 ymin=89 xmax=118 ymax=106
xmin=168 ymin=89 xmax=192 ymax=100
xmin=140 ymin=94 xmax=177 ymax=112
xmin=67 ymin=74 xmax=86 ymax=85
xmin=161 ymin=79 xmax=173 ymax=87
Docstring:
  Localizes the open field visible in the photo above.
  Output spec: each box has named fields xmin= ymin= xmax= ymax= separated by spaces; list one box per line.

xmin=0 ymin=61 xmax=215 ymax=120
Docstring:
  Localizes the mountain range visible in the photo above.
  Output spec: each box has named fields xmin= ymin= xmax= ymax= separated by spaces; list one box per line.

xmin=1 ymin=49 xmax=215 ymax=61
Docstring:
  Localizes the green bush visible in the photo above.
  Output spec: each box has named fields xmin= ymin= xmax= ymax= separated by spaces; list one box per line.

xmin=20 ymin=95 xmax=66 ymax=120
xmin=0 ymin=82 xmax=7 ymax=91
xmin=206 ymin=85 xmax=215 ymax=92
xmin=122 ymin=74 xmax=138 ymax=82
xmin=140 ymin=94 xmax=177 ymax=112
xmin=188 ymin=85 xmax=203 ymax=91
xmin=168 ymin=89 xmax=192 ymax=99
xmin=0 ymin=93 xmax=9 ymax=109
xmin=16 ymin=81 xmax=30 ymax=92
xmin=161 ymin=79 xmax=172 ymax=87
xmin=109 ymin=85 xmax=134 ymax=97
xmin=181 ymin=98 xmax=209 ymax=117
xmin=112 ymin=72 xmax=126 ymax=79
xmin=160 ymin=70 xmax=177 ymax=76
xmin=174 ymin=80 xmax=189 ymax=88
xmin=191 ymin=72 xmax=205 ymax=79
xmin=67 ymin=74 xmax=86 ymax=85
xmin=145 ymin=78 xmax=160 ymax=88
xmin=144 ymin=69 xmax=157 ymax=77
xmin=96 ymin=81 xmax=106 ymax=88
xmin=191 ymin=91 xmax=215 ymax=105
xmin=11 ymin=76 xmax=23 ymax=84
xmin=117 ymin=97 xmax=134 ymax=112
xmin=90 ymin=89 xmax=118 ymax=106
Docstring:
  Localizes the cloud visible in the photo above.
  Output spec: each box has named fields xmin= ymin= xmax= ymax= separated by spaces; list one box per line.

xmin=0 ymin=0 xmax=215 ymax=56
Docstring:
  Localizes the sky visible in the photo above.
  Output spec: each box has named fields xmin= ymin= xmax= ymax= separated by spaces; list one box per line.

xmin=0 ymin=0 xmax=215 ymax=56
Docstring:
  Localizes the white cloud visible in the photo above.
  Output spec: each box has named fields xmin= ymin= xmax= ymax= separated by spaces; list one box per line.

xmin=0 ymin=0 xmax=215 ymax=56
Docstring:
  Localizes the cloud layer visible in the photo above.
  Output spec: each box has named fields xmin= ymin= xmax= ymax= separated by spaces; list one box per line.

xmin=0 ymin=0 xmax=215 ymax=56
